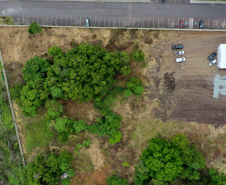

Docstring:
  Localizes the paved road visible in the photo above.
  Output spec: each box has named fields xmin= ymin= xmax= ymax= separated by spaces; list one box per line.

xmin=0 ymin=1 xmax=226 ymax=29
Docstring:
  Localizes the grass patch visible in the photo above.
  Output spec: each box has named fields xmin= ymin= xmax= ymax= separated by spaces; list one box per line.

xmin=24 ymin=120 xmax=51 ymax=153
xmin=0 ymin=16 xmax=15 ymax=25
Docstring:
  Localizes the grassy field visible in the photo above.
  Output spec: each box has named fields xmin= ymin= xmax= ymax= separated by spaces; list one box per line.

xmin=0 ymin=27 xmax=225 ymax=184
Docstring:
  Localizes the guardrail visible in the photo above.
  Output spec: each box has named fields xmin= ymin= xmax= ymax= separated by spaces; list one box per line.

xmin=0 ymin=50 xmax=25 ymax=166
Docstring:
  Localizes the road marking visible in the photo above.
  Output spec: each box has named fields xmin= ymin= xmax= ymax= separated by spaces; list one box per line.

xmin=70 ymin=16 xmax=72 ymax=26
xmin=148 ymin=18 xmax=149 ymax=27
xmin=109 ymin=17 xmax=110 ymax=27
xmin=23 ymin=15 xmax=24 ymax=24
xmin=213 ymin=19 xmax=214 ymax=29
xmin=173 ymin=18 xmax=174 ymax=28
xmin=208 ymin=18 xmax=209 ymax=29
xmin=163 ymin=18 xmax=164 ymax=28
xmin=153 ymin=17 xmax=154 ymax=28
xmin=47 ymin=16 xmax=48 ymax=25
xmin=104 ymin=17 xmax=105 ymax=27
xmin=158 ymin=18 xmax=159 ymax=28
xmin=168 ymin=18 xmax=169 ymax=28
xmin=99 ymin=16 xmax=101 ymax=26
xmin=133 ymin=17 xmax=135 ymax=27
xmin=80 ymin=16 xmax=81 ymax=26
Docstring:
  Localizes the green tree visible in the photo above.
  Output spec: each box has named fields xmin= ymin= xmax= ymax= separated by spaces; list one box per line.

xmin=126 ymin=77 xmax=144 ymax=97
xmin=28 ymin=22 xmax=42 ymax=35
xmin=45 ymin=99 xmax=63 ymax=120
xmin=135 ymin=134 xmax=206 ymax=184
xmin=132 ymin=50 xmax=145 ymax=62
xmin=106 ymin=175 xmax=128 ymax=185
xmin=48 ymin=46 xmax=64 ymax=58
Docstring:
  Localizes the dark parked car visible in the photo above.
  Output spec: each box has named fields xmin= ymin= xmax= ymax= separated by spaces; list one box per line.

xmin=172 ymin=44 xmax=183 ymax=50
xmin=199 ymin=20 xmax=204 ymax=29
xmin=161 ymin=0 xmax=165 ymax=3
xmin=179 ymin=20 xmax=183 ymax=29
xmin=207 ymin=52 xmax=217 ymax=61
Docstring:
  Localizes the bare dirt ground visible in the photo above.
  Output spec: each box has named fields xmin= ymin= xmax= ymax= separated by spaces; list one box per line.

xmin=0 ymin=27 xmax=226 ymax=184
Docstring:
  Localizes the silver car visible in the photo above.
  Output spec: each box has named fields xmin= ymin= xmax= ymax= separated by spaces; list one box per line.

xmin=209 ymin=59 xmax=217 ymax=66
xmin=175 ymin=50 xmax=184 ymax=56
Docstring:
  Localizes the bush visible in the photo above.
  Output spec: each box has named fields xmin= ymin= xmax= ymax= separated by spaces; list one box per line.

xmin=45 ymin=99 xmax=63 ymax=120
xmin=132 ymin=50 xmax=145 ymax=62
xmin=10 ymin=84 xmax=23 ymax=105
xmin=28 ymin=22 xmax=42 ymax=35
xmin=106 ymin=175 xmax=128 ymax=185
xmin=124 ymin=89 xmax=132 ymax=97
xmin=126 ymin=77 xmax=144 ymax=97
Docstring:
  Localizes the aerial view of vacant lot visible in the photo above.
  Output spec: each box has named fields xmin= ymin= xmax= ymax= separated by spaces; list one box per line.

xmin=0 ymin=26 xmax=225 ymax=184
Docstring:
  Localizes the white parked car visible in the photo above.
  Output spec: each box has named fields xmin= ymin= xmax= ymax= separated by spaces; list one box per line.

xmin=176 ymin=57 xmax=186 ymax=63
xmin=86 ymin=18 xmax=90 ymax=27
xmin=175 ymin=50 xmax=184 ymax=56
xmin=209 ymin=59 xmax=217 ymax=66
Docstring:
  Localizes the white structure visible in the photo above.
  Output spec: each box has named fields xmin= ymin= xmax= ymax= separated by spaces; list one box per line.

xmin=217 ymin=44 xmax=226 ymax=69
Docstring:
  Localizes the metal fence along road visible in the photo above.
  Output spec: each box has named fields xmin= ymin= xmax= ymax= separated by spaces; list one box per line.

xmin=12 ymin=15 xmax=226 ymax=29
xmin=0 ymin=50 xmax=25 ymax=166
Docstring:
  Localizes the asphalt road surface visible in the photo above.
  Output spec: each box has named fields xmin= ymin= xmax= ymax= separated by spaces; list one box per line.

xmin=0 ymin=1 xmax=226 ymax=28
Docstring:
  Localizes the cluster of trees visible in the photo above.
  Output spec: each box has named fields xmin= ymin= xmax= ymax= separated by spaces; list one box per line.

xmin=0 ymin=76 xmax=24 ymax=185
xmin=16 ymin=44 xmax=134 ymax=116
xmin=47 ymin=109 xmax=122 ymax=145
xmin=135 ymin=134 xmax=226 ymax=185
xmin=107 ymin=134 xmax=226 ymax=185
xmin=23 ymin=150 xmax=74 ymax=185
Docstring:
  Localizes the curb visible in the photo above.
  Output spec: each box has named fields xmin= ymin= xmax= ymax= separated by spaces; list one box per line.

xmin=190 ymin=0 xmax=226 ymax=4
xmin=0 ymin=24 xmax=226 ymax=31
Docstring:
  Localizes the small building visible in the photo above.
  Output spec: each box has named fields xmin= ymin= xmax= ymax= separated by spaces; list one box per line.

xmin=217 ymin=44 xmax=226 ymax=69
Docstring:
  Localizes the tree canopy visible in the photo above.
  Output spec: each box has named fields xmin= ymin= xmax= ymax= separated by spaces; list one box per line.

xmin=23 ymin=150 xmax=73 ymax=185
xmin=135 ymin=134 xmax=206 ymax=184
xmin=20 ymin=44 xmax=132 ymax=116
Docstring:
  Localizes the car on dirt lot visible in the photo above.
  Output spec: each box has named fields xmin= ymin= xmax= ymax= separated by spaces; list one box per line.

xmin=179 ymin=20 xmax=183 ymax=29
xmin=207 ymin=52 xmax=216 ymax=61
xmin=175 ymin=50 xmax=184 ymax=56
xmin=209 ymin=59 xmax=217 ymax=66
xmin=172 ymin=44 xmax=183 ymax=50
xmin=199 ymin=20 xmax=204 ymax=29
xmin=176 ymin=57 xmax=186 ymax=63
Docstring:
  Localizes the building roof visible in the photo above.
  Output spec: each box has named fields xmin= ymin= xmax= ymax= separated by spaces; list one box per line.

xmin=217 ymin=44 xmax=226 ymax=69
